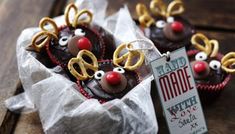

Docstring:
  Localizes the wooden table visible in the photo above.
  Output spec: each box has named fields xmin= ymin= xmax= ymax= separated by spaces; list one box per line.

xmin=0 ymin=0 xmax=234 ymax=133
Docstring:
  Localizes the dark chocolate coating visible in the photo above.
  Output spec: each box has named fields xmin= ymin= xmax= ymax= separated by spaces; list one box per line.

xmin=81 ymin=60 xmax=139 ymax=101
xmin=91 ymin=24 xmax=116 ymax=59
xmin=148 ymin=16 xmax=195 ymax=53
xmin=31 ymin=49 xmax=55 ymax=68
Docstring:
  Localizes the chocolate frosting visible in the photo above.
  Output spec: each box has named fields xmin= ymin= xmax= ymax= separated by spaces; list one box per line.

xmin=147 ymin=16 xmax=195 ymax=53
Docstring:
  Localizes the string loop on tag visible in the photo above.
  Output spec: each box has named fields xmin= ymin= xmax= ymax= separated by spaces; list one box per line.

xmin=125 ymin=39 xmax=162 ymax=54
xmin=162 ymin=51 xmax=171 ymax=61
xmin=125 ymin=39 xmax=172 ymax=62
xmin=126 ymin=39 xmax=154 ymax=51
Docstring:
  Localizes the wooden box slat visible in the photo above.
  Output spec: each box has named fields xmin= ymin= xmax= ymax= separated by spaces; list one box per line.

xmin=14 ymin=112 xmax=43 ymax=134
xmin=0 ymin=0 xmax=73 ymax=134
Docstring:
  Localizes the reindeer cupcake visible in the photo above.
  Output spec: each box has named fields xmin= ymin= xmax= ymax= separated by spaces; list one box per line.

xmin=27 ymin=3 xmax=115 ymax=68
xmin=68 ymin=43 xmax=145 ymax=103
xmin=187 ymin=33 xmax=235 ymax=101
xmin=136 ymin=0 xmax=195 ymax=53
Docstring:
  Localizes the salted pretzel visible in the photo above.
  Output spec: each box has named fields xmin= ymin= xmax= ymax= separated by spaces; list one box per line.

xmin=65 ymin=3 xmax=93 ymax=28
xmin=29 ymin=3 xmax=93 ymax=52
xmin=150 ymin=0 xmax=184 ymax=17
xmin=136 ymin=0 xmax=184 ymax=27
xmin=68 ymin=43 xmax=145 ymax=80
xmin=191 ymin=33 xmax=219 ymax=57
xmin=29 ymin=17 xmax=59 ymax=52
xmin=113 ymin=43 xmax=145 ymax=71
xmin=221 ymin=52 xmax=235 ymax=74
xmin=68 ymin=50 xmax=98 ymax=81
xmin=136 ymin=3 xmax=155 ymax=27
xmin=150 ymin=0 xmax=166 ymax=17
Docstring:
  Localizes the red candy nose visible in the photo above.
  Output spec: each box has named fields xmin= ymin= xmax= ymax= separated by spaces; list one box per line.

xmin=193 ymin=61 xmax=207 ymax=74
xmin=105 ymin=71 xmax=121 ymax=85
xmin=171 ymin=21 xmax=184 ymax=33
xmin=77 ymin=37 xmax=92 ymax=51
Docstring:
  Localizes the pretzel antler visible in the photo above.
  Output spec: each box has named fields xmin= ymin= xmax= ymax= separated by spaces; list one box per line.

xmin=113 ymin=43 xmax=145 ymax=71
xmin=150 ymin=0 xmax=184 ymax=18
xmin=65 ymin=3 xmax=93 ymax=28
xmin=68 ymin=50 xmax=98 ymax=80
xmin=191 ymin=33 xmax=219 ymax=57
xmin=136 ymin=3 xmax=155 ymax=28
xmin=221 ymin=52 xmax=235 ymax=74
xmin=28 ymin=17 xmax=59 ymax=52
xmin=150 ymin=0 xmax=167 ymax=17
xmin=166 ymin=0 xmax=184 ymax=17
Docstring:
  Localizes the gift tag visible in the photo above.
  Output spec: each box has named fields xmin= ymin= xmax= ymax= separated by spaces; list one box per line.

xmin=151 ymin=48 xmax=207 ymax=134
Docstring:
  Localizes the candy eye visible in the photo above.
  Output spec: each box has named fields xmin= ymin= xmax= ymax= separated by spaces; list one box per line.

xmin=156 ymin=20 xmax=166 ymax=28
xmin=167 ymin=16 xmax=174 ymax=23
xmin=113 ymin=67 xmax=125 ymax=74
xmin=59 ymin=36 xmax=69 ymax=47
xmin=94 ymin=70 xmax=105 ymax=80
xmin=209 ymin=60 xmax=221 ymax=70
xmin=74 ymin=29 xmax=85 ymax=36
xmin=195 ymin=52 xmax=207 ymax=61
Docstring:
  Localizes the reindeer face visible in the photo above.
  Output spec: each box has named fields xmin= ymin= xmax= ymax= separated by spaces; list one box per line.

xmin=136 ymin=0 xmax=195 ymax=52
xmin=81 ymin=60 xmax=139 ymax=101
xmin=188 ymin=33 xmax=235 ymax=86
xmin=189 ymin=50 xmax=225 ymax=84
xmin=29 ymin=3 xmax=106 ymax=68
xmin=48 ymin=25 xmax=104 ymax=67
xmin=68 ymin=43 xmax=145 ymax=102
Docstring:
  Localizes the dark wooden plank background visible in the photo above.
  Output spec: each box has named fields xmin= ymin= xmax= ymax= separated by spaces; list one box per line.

xmin=0 ymin=0 xmax=55 ymax=133
xmin=0 ymin=0 xmax=68 ymax=133
xmin=0 ymin=0 xmax=234 ymax=133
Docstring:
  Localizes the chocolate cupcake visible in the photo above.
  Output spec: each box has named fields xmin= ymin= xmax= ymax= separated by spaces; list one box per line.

xmin=27 ymin=3 xmax=115 ymax=69
xmin=188 ymin=33 xmax=235 ymax=102
xmin=136 ymin=0 xmax=195 ymax=53
xmin=68 ymin=43 xmax=145 ymax=103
